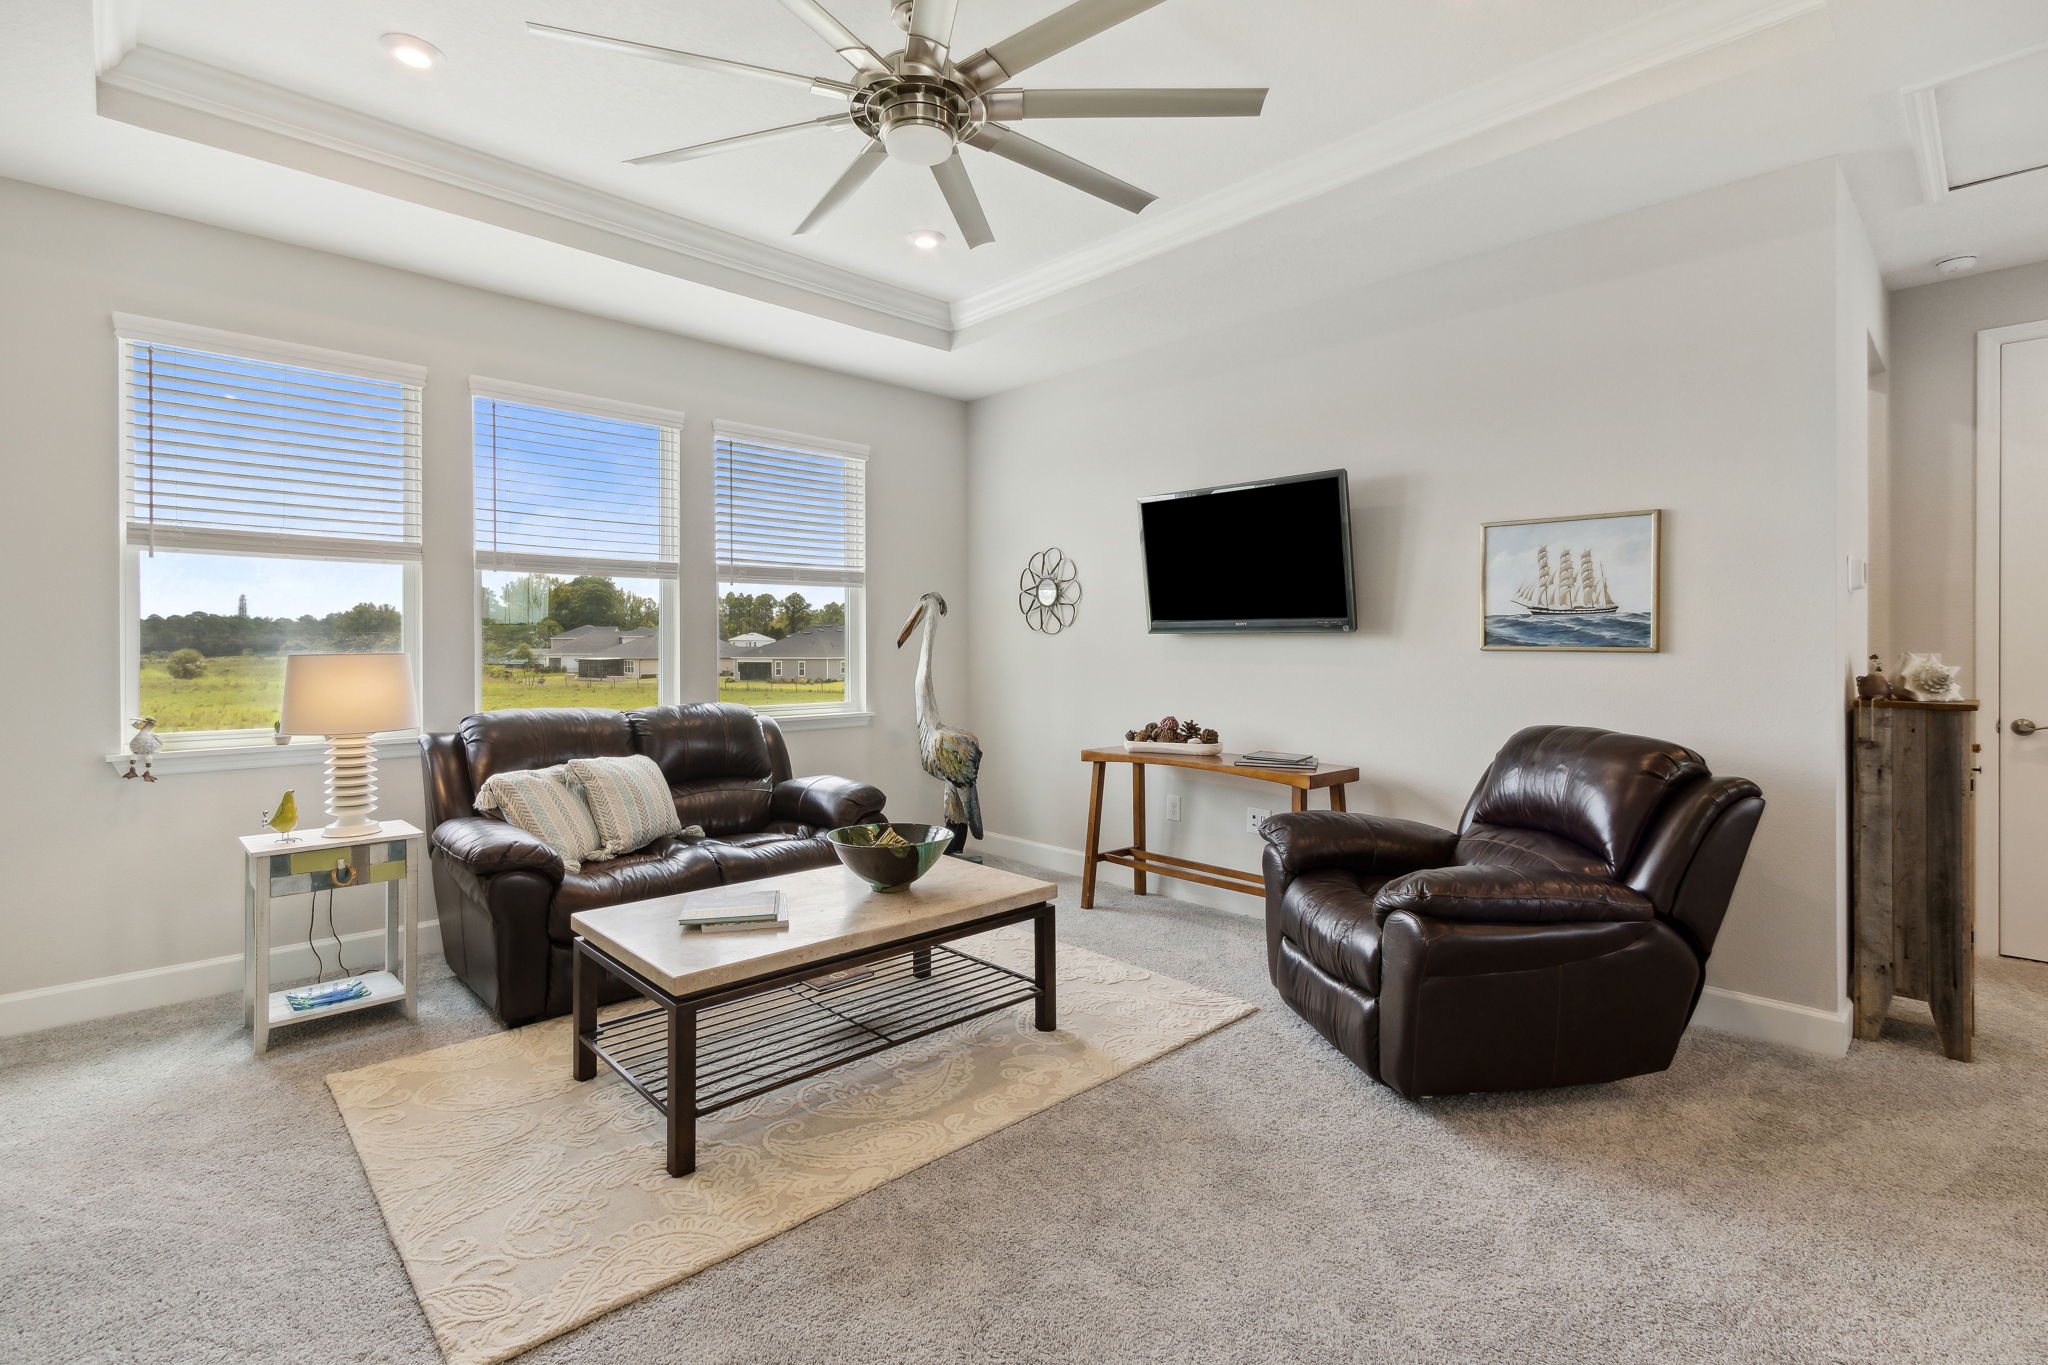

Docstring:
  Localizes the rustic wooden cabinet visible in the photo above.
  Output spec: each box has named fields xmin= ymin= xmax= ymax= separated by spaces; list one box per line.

xmin=1849 ymin=698 xmax=1977 ymax=1060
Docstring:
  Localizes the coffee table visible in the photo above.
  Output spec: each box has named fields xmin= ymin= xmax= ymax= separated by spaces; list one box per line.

xmin=569 ymin=858 xmax=1059 ymax=1176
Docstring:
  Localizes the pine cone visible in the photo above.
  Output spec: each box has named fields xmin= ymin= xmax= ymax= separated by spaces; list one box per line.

xmin=1159 ymin=715 xmax=1178 ymax=734
xmin=1200 ymin=728 xmax=1218 ymax=744
xmin=1180 ymin=719 xmax=1202 ymax=739
xmin=1125 ymin=729 xmax=1140 ymax=742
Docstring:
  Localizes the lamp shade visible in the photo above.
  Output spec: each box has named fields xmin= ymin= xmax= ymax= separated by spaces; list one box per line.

xmin=280 ymin=652 xmax=418 ymax=737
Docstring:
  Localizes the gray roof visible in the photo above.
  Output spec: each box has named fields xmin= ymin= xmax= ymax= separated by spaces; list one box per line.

xmin=546 ymin=625 xmax=653 ymax=650
xmin=736 ymin=624 xmax=845 ymax=660
xmin=572 ymin=636 xmax=658 ymax=661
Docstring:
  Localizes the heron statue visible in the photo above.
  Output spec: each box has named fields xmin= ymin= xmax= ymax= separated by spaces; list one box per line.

xmin=897 ymin=592 xmax=982 ymax=855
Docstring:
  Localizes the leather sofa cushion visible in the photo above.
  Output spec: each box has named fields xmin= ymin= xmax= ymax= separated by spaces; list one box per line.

xmin=1277 ymin=867 xmax=1391 ymax=994
xmin=548 ymin=836 xmax=723 ymax=938
xmin=1272 ymin=937 xmax=1380 ymax=1081
xmin=671 ymin=777 xmax=775 ymax=836
xmin=1453 ymin=824 xmax=1611 ymax=877
xmin=630 ymin=703 xmax=773 ymax=785
xmin=1463 ymin=725 xmax=1706 ymax=873
xmin=702 ymin=832 xmax=840 ymax=884
xmin=458 ymin=708 xmax=634 ymax=790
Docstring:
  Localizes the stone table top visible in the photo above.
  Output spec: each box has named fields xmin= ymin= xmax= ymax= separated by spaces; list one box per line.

xmin=569 ymin=857 xmax=1059 ymax=997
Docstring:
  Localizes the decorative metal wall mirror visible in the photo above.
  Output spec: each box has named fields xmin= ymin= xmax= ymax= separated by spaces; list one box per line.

xmin=1019 ymin=548 xmax=1080 ymax=633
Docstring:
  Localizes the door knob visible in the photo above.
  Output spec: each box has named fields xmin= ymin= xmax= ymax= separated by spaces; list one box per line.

xmin=2014 ymin=718 xmax=2039 ymax=736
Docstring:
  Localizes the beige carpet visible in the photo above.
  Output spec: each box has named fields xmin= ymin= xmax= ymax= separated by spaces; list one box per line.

xmin=326 ymin=928 xmax=1254 ymax=1365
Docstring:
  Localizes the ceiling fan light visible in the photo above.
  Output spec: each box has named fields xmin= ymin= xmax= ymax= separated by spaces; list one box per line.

xmin=881 ymin=120 xmax=955 ymax=167
xmin=381 ymin=33 xmax=444 ymax=70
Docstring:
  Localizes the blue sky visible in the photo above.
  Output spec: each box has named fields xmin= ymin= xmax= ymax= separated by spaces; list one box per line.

xmin=141 ymin=552 xmax=402 ymax=619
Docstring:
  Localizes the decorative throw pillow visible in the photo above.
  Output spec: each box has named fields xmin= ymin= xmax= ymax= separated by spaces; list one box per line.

xmin=473 ymin=765 xmax=603 ymax=873
xmin=566 ymin=755 xmax=683 ymax=858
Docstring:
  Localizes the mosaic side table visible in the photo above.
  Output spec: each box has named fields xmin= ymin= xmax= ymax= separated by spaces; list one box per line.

xmin=240 ymin=820 xmax=423 ymax=1053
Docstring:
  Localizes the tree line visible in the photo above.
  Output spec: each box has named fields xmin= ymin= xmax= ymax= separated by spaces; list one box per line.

xmin=141 ymin=602 xmax=401 ymax=658
xmin=719 ymin=591 xmax=844 ymax=640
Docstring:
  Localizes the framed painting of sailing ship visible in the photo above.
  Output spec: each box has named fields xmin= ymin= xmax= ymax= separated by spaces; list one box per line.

xmin=1481 ymin=509 xmax=1661 ymax=652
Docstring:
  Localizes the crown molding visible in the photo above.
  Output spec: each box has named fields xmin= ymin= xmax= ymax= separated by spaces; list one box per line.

xmin=90 ymin=0 xmax=137 ymax=73
xmin=97 ymin=46 xmax=952 ymax=344
xmin=951 ymin=0 xmax=1831 ymax=330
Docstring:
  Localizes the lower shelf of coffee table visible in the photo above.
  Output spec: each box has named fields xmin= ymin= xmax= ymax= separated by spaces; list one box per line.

xmin=587 ymin=942 xmax=1040 ymax=1117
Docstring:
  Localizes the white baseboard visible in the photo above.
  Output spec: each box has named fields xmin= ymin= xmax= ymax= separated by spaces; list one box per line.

xmin=981 ymin=828 xmax=1852 ymax=1056
xmin=0 ymin=919 xmax=441 ymax=1038
xmin=1690 ymin=985 xmax=1850 ymax=1056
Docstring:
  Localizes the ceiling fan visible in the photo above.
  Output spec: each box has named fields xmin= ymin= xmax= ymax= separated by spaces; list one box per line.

xmin=529 ymin=0 xmax=1268 ymax=247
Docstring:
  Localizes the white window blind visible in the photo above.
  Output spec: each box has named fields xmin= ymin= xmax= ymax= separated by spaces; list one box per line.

xmin=474 ymin=396 xmax=680 ymax=578
xmin=122 ymin=338 xmax=422 ymax=561
xmin=713 ymin=422 xmax=868 ymax=587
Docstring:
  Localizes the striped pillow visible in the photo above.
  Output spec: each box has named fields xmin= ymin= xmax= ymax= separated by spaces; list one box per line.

xmin=473 ymin=765 xmax=603 ymax=873
xmin=567 ymin=755 xmax=683 ymax=858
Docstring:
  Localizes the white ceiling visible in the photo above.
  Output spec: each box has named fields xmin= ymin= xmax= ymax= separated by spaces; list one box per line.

xmin=2 ymin=1 xmax=2047 ymax=397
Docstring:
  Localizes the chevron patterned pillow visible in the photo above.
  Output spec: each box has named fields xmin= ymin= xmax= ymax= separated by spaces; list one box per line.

xmin=473 ymin=764 xmax=603 ymax=873
xmin=567 ymin=754 xmax=683 ymax=858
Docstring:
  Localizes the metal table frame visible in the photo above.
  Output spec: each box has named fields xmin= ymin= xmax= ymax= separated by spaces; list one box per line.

xmin=573 ymin=901 xmax=1057 ymax=1176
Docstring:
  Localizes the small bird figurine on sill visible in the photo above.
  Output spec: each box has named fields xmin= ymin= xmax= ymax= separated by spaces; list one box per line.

xmin=125 ymin=716 xmax=161 ymax=781
xmin=263 ymin=789 xmax=300 ymax=844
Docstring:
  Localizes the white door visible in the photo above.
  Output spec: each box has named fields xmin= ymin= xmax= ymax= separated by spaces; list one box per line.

xmin=1998 ymin=331 xmax=2048 ymax=962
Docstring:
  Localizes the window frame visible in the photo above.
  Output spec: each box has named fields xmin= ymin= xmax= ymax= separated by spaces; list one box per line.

xmin=712 ymin=420 xmax=868 ymax=721
xmin=471 ymin=377 xmax=686 ymax=716
xmin=115 ymin=316 xmax=426 ymax=755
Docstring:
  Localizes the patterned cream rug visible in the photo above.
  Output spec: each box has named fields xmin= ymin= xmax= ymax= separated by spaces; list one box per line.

xmin=327 ymin=930 xmax=1255 ymax=1365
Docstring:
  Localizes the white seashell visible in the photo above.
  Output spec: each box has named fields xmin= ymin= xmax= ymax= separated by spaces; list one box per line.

xmin=1896 ymin=652 xmax=1963 ymax=702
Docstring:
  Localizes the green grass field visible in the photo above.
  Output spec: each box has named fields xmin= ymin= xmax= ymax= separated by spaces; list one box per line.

xmin=138 ymin=655 xmax=844 ymax=733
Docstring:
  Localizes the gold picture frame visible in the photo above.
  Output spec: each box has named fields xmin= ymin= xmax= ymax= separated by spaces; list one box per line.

xmin=1481 ymin=509 xmax=1661 ymax=652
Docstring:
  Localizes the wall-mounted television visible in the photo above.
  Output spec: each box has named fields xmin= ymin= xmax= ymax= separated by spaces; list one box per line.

xmin=1139 ymin=469 xmax=1355 ymax=633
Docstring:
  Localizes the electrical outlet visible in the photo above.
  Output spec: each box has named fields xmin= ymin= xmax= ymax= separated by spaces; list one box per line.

xmin=1246 ymin=806 xmax=1271 ymax=834
xmin=1166 ymin=795 xmax=1183 ymax=822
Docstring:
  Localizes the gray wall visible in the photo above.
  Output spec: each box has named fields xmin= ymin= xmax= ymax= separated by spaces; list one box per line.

xmin=0 ymin=178 xmax=966 ymax=1016
xmin=964 ymin=164 xmax=1876 ymax=1022
xmin=1885 ymin=258 xmax=2048 ymax=667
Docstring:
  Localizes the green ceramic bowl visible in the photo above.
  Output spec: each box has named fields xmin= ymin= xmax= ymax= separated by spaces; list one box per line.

xmin=824 ymin=823 xmax=953 ymax=893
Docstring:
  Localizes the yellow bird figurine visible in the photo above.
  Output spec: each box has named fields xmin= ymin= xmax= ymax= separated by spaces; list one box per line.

xmin=265 ymin=789 xmax=300 ymax=843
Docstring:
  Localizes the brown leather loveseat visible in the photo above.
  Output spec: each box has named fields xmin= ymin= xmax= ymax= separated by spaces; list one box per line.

xmin=1259 ymin=725 xmax=1763 ymax=1097
xmin=422 ymin=703 xmax=886 ymax=1025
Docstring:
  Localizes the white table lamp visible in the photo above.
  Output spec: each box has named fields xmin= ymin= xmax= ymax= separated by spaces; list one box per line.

xmin=280 ymin=653 xmax=418 ymax=839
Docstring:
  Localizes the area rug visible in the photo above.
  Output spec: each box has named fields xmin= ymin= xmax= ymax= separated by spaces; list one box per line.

xmin=327 ymin=929 xmax=1254 ymax=1365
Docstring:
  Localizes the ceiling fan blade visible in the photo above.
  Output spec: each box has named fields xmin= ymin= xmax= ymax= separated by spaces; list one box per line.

xmin=982 ymin=88 xmax=1267 ymax=120
xmin=904 ymin=0 xmax=961 ymax=72
xmin=773 ymin=0 xmax=889 ymax=76
xmin=795 ymin=143 xmax=889 ymax=234
xmin=967 ymin=124 xmax=1155 ymax=214
xmin=932 ymin=154 xmax=994 ymax=248
xmin=628 ymin=114 xmax=855 ymax=167
xmin=527 ymin=23 xmax=852 ymax=98
xmin=954 ymin=0 xmax=1170 ymax=92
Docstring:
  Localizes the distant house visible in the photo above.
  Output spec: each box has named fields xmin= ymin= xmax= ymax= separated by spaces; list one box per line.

xmin=539 ymin=624 xmax=658 ymax=679
xmin=719 ymin=624 xmax=845 ymax=682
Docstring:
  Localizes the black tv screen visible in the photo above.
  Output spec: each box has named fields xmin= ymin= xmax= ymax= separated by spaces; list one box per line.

xmin=1139 ymin=470 xmax=1355 ymax=632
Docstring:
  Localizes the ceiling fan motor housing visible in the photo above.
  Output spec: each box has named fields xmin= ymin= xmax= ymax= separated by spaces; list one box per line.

xmin=853 ymin=71 xmax=984 ymax=166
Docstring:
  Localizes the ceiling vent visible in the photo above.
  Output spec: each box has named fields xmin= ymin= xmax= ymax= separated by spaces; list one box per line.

xmin=1905 ymin=43 xmax=2048 ymax=202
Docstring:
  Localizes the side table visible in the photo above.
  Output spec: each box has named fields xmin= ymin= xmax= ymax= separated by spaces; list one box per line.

xmin=241 ymin=820 xmax=424 ymax=1053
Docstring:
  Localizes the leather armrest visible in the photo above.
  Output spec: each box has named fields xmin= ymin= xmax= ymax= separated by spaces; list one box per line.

xmin=1376 ymin=865 xmax=1652 ymax=926
xmin=1259 ymin=811 xmax=1459 ymax=882
xmin=431 ymin=816 xmax=567 ymax=885
xmin=771 ymin=775 xmax=886 ymax=830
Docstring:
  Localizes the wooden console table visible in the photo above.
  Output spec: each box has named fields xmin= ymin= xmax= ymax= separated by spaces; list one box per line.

xmin=1079 ymin=747 xmax=1360 ymax=908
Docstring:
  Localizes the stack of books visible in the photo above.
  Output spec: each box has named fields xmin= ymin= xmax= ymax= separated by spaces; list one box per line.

xmin=677 ymin=887 xmax=788 ymax=934
xmin=1238 ymin=750 xmax=1319 ymax=771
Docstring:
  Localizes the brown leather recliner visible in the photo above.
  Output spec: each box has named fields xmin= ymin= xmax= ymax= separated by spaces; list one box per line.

xmin=421 ymin=703 xmax=886 ymax=1026
xmin=1259 ymin=725 xmax=1763 ymax=1097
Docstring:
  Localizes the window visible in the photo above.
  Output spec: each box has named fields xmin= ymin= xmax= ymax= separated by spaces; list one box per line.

xmin=119 ymin=318 xmax=422 ymax=747
xmin=714 ymin=422 xmax=866 ymax=716
xmin=474 ymin=382 xmax=681 ymax=712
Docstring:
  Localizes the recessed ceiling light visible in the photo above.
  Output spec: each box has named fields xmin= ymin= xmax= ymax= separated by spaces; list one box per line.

xmin=907 ymin=229 xmax=946 ymax=251
xmin=1934 ymin=254 xmax=1980 ymax=275
xmin=381 ymin=33 xmax=443 ymax=70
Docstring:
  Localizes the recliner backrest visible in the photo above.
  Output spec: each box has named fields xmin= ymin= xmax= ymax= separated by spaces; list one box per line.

xmin=628 ymin=703 xmax=777 ymax=836
xmin=455 ymin=708 xmax=634 ymax=792
xmin=1460 ymin=725 xmax=1709 ymax=875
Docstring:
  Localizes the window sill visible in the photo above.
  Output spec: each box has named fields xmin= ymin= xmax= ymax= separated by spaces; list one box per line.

xmin=761 ymin=709 xmax=874 ymax=733
xmin=104 ymin=735 xmax=420 ymax=776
